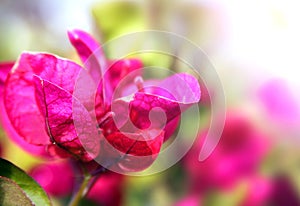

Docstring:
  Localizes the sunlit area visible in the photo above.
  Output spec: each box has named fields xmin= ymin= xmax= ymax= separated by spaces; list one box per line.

xmin=0 ymin=0 xmax=300 ymax=206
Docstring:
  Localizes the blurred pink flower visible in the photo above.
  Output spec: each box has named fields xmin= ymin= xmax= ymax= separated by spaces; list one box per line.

xmin=29 ymin=160 xmax=124 ymax=204
xmin=174 ymin=195 xmax=201 ymax=206
xmin=184 ymin=113 xmax=269 ymax=192
xmin=29 ymin=161 xmax=74 ymax=197
xmin=258 ymin=78 xmax=300 ymax=126
xmin=2 ymin=29 xmax=200 ymax=171
xmin=241 ymin=175 xmax=300 ymax=206
xmin=87 ymin=172 xmax=123 ymax=206
xmin=241 ymin=176 xmax=271 ymax=206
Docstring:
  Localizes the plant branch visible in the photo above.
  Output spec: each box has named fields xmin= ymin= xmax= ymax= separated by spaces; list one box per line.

xmin=68 ymin=166 xmax=91 ymax=206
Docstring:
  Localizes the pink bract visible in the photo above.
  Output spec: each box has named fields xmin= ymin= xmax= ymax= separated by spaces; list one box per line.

xmin=3 ymin=29 xmax=201 ymax=171
xmin=0 ymin=62 xmax=49 ymax=157
xmin=4 ymin=53 xmax=81 ymax=146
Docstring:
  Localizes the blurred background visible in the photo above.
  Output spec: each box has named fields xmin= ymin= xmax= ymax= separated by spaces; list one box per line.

xmin=1 ymin=0 xmax=300 ymax=205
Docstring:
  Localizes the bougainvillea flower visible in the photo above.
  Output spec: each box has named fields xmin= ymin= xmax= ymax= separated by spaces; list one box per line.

xmin=3 ymin=29 xmax=200 ymax=171
xmin=184 ymin=113 xmax=268 ymax=192
xmin=0 ymin=62 xmax=49 ymax=157
xmin=29 ymin=161 xmax=74 ymax=197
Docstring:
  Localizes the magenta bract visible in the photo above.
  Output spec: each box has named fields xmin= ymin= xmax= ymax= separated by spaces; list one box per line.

xmin=4 ymin=53 xmax=81 ymax=146
xmin=0 ymin=62 xmax=50 ymax=156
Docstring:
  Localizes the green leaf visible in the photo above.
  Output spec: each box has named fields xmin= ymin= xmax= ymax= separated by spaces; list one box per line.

xmin=0 ymin=176 xmax=33 ymax=206
xmin=92 ymin=1 xmax=146 ymax=42
xmin=0 ymin=158 xmax=51 ymax=206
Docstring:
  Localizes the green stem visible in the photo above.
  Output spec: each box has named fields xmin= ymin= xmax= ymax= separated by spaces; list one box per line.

xmin=68 ymin=171 xmax=91 ymax=206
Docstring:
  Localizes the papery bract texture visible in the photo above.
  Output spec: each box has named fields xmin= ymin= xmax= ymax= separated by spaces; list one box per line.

xmin=4 ymin=52 xmax=81 ymax=145
xmin=33 ymin=76 xmax=99 ymax=161
xmin=0 ymin=62 xmax=49 ymax=156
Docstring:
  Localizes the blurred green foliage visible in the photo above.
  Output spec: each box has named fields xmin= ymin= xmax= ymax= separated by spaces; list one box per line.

xmin=92 ymin=1 xmax=146 ymax=42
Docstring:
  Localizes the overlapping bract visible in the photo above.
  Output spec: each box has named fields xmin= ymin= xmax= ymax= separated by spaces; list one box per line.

xmin=0 ymin=62 xmax=50 ymax=156
xmin=1 ymin=29 xmax=200 ymax=171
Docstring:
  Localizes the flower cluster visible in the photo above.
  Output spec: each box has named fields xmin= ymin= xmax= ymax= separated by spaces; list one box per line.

xmin=0 ymin=29 xmax=201 ymax=172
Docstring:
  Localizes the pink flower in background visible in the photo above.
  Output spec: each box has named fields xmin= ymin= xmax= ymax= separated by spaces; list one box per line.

xmin=184 ymin=113 xmax=269 ymax=192
xmin=258 ymin=78 xmax=300 ymax=126
xmin=2 ymin=29 xmax=200 ymax=171
xmin=266 ymin=175 xmax=300 ymax=206
xmin=29 ymin=161 xmax=74 ymax=197
xmin=241 ymin=176 xmax=271 ymax=206
xmin=87 ymin=172 xmax=123 ymax=206
xmin=241 ymin=175 xmax=300 ymax=206
xmin=29 ymin=160 xmax=124 ymax=204
xmin=174 ymin=195 xmax=201 ymax=206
